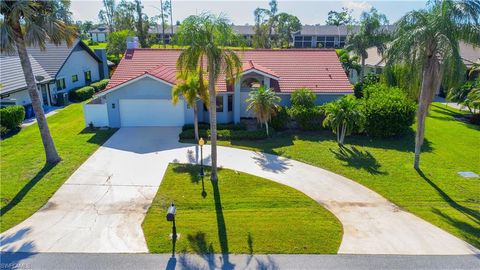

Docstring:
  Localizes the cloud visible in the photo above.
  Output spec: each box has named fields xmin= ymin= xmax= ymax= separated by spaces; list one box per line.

xmin=342 ymin=1 xmax=372 ymax=19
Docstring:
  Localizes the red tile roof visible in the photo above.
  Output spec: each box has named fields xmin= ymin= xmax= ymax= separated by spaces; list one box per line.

xmin=104 ymin=48 xmax=352 ymax=93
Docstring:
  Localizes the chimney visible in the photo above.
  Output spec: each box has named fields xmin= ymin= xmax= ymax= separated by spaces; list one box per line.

xmin=126 ymin=36 xmax=139 ymax=49
xmin=94 ymin=49 xmax=109 ymax=79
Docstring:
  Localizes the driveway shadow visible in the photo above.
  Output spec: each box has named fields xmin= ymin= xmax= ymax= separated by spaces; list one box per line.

xmin=252 ymin=152 xmax=291 ymax=173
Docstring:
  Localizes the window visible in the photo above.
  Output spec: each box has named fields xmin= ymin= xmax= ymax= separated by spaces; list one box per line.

xmin=228 ymin=95 xmax=233 ymax=112
xmin=84 ymin=70 xmax=91 ymax=83
xmin=216 ymin=96 xmax=224 ymax=112
xmin=241 ymin=78 xmax=261 ymax=88
xmin=56 ymin=78 xmax=66 ymax=90
xmin=293 ymin=35 xmax=313 ymax=48
xmin=72 ymin=74 xmax=78 ymax=82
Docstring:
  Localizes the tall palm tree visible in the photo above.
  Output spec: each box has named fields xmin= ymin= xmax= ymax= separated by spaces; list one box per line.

xmin=386 ymin=0 xmax=479 ymax=169
xmin=172 ymin=73 xmax=208 ymax=141
xmin=1 ymin=1 xmax=76 ymax=164
xmin=176 ymin=13 xmax=243 ymax=181
xmin=322 ymin=95 xmax=363 ymax=145
xmin=246 ymin=86 xmax=280 ymax=136
xmin=345 ymin=8 xmax=389 ymax=82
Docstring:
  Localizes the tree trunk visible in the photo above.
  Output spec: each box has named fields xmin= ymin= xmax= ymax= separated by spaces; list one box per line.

xmin=208 ymin=60 xmax=218 ymax=181
xmin=11 ymin=17 xmax=61 ymax=164
xmin=169 ymin=0 xmax=174 ymax=41
xmin=265 ymin=121 xmax=269 ymax=136
xmin=414 ymin=55 xmax=440 ymax=169
xmin=360 ymin=56 xmax=366 ymax=83
xmin=160 ymin=0 xmax=166 ymax=48
xmin=340 ymin=122 xmax=347 ymax=145
xmin=336 ymin=125 xmax=340 ymax=144
xmin=193 ymin=104 xmax=199 ymax=142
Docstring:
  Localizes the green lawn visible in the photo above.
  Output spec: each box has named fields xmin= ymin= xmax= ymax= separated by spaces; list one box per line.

xmin=0 ymin=103 xmax=116 ymax=232
xmin=214 ymin=103 xmax=480 ymax=248
xmin=83 ymin=40 xmax=107 ymax=50
xmin=143 ymin=164 xmax=342 ymax=254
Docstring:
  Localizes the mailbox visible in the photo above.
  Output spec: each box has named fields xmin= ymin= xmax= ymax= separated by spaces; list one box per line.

xmin=166 ymin=203 xmax=176 ymax=222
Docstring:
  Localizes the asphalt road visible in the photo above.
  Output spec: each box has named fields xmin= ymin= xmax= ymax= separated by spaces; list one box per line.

xmin=1 ymin=253 xmax=479 ymax=270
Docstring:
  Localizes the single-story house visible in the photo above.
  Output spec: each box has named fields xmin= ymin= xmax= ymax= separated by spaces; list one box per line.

xmin=88 ymin=26 xmax=109 ymax=42
xmin=1 ymin=39 xmax=109 ymax=107
xmin=83 ymin=45 xmax=352 ymax=128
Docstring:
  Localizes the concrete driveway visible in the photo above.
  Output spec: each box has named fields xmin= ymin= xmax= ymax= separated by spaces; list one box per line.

xmin=1 ymin=127 xmax=478 ymax=254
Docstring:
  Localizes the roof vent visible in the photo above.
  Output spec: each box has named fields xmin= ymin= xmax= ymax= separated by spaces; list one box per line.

xmin=328 ymin=74 xmax=332 ymax=79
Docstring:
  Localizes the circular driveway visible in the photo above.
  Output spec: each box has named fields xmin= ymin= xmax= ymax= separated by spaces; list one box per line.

xmin=1 ymin=127 xmax=478 ymax=254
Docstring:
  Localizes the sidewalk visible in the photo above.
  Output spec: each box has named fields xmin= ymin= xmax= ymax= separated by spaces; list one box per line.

xmin=434 ymin=96 xmax=468 ymax=111
xmin=1 ymin=253 xmax=479 ymax=270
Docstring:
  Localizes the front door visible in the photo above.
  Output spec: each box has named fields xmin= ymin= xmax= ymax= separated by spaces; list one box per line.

xmin=40 ymin=84 xmax=49 ymax=106
xmin=240 ymin=91 xmax=254 ymax=118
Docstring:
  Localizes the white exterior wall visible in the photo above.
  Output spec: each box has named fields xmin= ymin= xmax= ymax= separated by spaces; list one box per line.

xmin=8 ymin=90 xmax=32 ymax=106
xmin=83 ymin=102 xmax=109 ymax=127
xmin=56 ymin=49 xmax=100 ymax=93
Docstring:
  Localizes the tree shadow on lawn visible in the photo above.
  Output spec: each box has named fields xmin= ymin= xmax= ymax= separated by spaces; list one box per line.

xmin=78 ymin=127 xmax=118 ymax=145
xmin=416 ymin=168 xmax=480 ymax=225
xmin=172 ymin=163 xmax=202 ymax=184
xmin=431 ymin=208 xmax=480 ymax=249
xmin=1 ymin=163 xmax=57 ymax=216
xmin=330 ymin=145 xmax=387 ymax=175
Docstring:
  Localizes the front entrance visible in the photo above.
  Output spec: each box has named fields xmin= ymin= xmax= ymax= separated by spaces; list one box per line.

xmin=240 ymin=91 xmax=254 ymax=118
xmin=39 ymin=84 xmax=49 ymax=106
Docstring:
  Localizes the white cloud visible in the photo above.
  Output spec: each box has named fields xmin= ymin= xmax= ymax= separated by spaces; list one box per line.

xmin=342 ymin=1 xmax=372 ymax=19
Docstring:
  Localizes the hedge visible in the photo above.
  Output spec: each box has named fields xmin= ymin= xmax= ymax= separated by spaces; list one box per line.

xmin=69 ymin=86 xmax=95 ymax=102
xmin=0 ymin=105 xmax=25 ymax=130
xmin=182 ymin=122 xmax=246 ymax=131
xmin=179 ymin=128 xmax=272 ymax=140
xmin=288 ymin=106 xmax=325 ymax=131
xmin=270 ymin=106 xmax=290 ymax=131
xmin=362 ymin=85 xmax=416 ymax=138
xmin=90 ymin=79 xmax=110 ymax=92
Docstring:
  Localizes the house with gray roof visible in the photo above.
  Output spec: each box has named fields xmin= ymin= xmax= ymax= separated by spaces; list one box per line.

xmin=1 ymin=39 xmax=109 ymax=107
xmin=88 ymin=26 xmax=109 ymax=42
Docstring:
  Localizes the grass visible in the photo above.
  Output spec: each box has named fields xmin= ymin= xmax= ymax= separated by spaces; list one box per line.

xmin=83 ymin=40 xmax=107 ymax=50
xmin=0 ymin=103 xmax=117 ymax=232
xmin=213 ymin=103 xmax=480 ymax=248
xmin=142 ymin=164 xmax=342 ymax=254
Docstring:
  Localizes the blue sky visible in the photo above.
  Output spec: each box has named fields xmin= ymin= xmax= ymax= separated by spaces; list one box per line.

xmin=71 ymin=0 xmax=428 ymax=25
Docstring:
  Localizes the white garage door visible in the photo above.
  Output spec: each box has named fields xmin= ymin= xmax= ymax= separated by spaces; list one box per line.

xmin=119 ymin=99 xmax=184 ymax=127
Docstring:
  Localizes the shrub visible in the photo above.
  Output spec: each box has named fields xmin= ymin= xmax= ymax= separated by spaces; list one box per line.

xmin=291 ymin=88 xmax=316 ymax=108
xmin=362 ymin=83 xmax=392 ymax=100
xmin=289 ymin=106 xmax=324 ymax=131
xmin=353 ymin=73 xmax=381 ymax=99
xmin=270 ymin=106 xmax=290 ymax=131
xmin=90 ymin=79 xmax=110 ymax=92
xmin=179 ymin=127 xmax=272 ymax=140
xmin=69 ymin=86 xmax=95 ymax=102
xmin=0 ymin=105 xmax=25 ymax=130
xmin=362 ymin=87 xmax=416 ymax=138
xmin=182 ymin=122 xmax=246 ymax=131
xmin=470 ymin=113 xmax=480 ymax=125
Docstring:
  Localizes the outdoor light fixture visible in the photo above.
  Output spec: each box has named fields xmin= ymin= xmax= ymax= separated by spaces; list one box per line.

xmin=199 ymin=137 xmax=205 ymax=177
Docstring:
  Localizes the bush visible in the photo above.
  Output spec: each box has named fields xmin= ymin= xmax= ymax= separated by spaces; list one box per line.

xmin=470 ymin=114 xmax=480 ymax=125
xmin=179 ymin=127 xmax=272 ymax=140
xmin=288 ymin=106 xmax=325 ymax=131
xmin=270 ymin=106 xmax=290 ymax=130
xmin=69 ymin=86 xmax=95 ymax=102
xmin=0 ymin=105 xmax=25 ymax=130
xmin=362 ymin=83 xmax=392 ymax=100
xmin=90 ymin=79 xmax=110 ymax=92
xmin=353 ymin=73 xmax=381 ymax=98
xmin=182 ymin=122 xmax=246 ymax=131
xmin=362 ymin=86 xmax=416 ymax=138
xmin=291 ymin=88 xmax=316 ymax=108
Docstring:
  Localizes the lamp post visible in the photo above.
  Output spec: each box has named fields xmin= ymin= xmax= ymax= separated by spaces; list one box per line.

xmin=198 ymin=137 xmax=205 ymax=177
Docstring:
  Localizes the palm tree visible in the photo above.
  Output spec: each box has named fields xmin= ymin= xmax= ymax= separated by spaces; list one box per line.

xmin=175 ymin=13 xmax=243 ymax=181
xmin=1 ymin=1 xmax=76 ymax=164
xmin=322 ymin=95 xmax=363 ymax=145
xmin=386 ymin=0 xmax=479 ymax=169
xmin=246 ymin=86 xmax=280 ymax=136
xmin=345 ymin=8 xmax=389 ymax=82
xmin=172 ymin=73 xmax=208 ymax=141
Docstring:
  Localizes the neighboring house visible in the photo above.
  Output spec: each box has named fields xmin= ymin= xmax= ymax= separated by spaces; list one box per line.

xmin=0 ymin=39 xmax=109 ymax=107
xmin=83 ymin=45 xmax=352 ymax=128
xmin=0 ymin=55 xmax=54 ymax=106
xmin=350 ymin=41 xmax=480 ymax=84
xmin=88 ymin=26 xmax=109 ymax=42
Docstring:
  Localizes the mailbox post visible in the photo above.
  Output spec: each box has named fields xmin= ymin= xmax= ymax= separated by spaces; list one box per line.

xmin=166 ymin=202 xmax=177 ymax=240
xmin=198 ymin=138 xmax=205 ymax=177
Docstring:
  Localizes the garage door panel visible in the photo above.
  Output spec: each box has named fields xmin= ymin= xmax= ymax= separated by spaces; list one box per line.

xmin=119 ymin=99 xmax=184 ymax=127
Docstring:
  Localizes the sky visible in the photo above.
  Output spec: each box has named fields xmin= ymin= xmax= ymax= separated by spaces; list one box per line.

xmin=70 ymin=0 xmax=429 ymax=25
